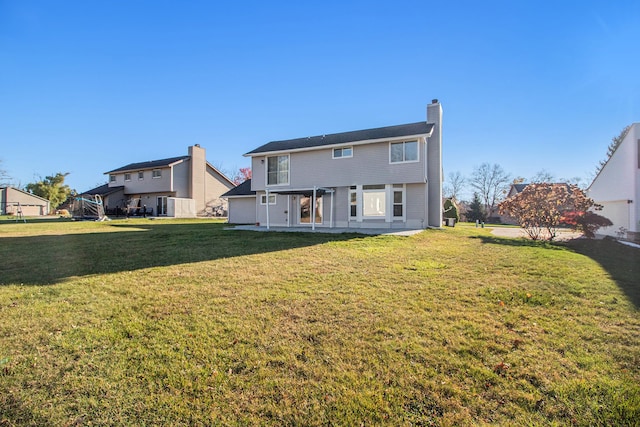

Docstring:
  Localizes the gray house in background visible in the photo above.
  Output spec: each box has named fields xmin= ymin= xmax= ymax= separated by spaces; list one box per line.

xmin=84 ymin=145 xmax=234 ymax=217
xmin=231 ymin=100 xmax=443 ymax=229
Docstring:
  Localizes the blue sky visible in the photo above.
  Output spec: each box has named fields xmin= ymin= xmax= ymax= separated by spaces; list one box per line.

xmin=1 ymin=1 xmax=638 ymax=199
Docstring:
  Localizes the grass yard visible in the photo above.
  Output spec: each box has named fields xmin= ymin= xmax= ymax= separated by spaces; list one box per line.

xmin=0 ymin=218 xmax=638 ymax=426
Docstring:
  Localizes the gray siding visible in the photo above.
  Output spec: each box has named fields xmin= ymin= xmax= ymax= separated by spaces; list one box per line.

xmin=251 ymin=139 xmax=427 ymax=191
xmin=173 ymin=161 xmax=190 ymax=197
xmin=228 ymin=197 xmax=257 ymax=224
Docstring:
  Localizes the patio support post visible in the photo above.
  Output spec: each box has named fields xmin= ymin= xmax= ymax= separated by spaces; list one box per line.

xmin=266 ymin=189 xmax=270 ymax=230
xmin=312 ymin=186 xmax=316 ymax=231
xmin=330 ymin=189 xmax=334 ymax=228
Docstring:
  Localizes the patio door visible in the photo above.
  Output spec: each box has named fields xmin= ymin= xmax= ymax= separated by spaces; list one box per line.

xmin=156 ymin=196 xmax=168 ymax=216
xmin=299 ymin=196 xmax=322 ymax=225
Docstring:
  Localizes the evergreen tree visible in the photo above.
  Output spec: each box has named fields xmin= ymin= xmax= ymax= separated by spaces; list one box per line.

xmin=466 ymin=193 xmax=486 ymax=222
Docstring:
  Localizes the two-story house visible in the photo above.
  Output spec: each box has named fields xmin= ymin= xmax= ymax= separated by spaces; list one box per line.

xmin=83 ymin=145 xmax=234 ymax=217
xmin=225 ymin=100 xmax=443 ymax=229
xmin=587 ymin=122 xmax=640 ymax=241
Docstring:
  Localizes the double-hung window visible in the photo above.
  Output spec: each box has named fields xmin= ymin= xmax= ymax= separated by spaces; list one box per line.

xmin=390 ymin=140 xmax=418 ymax=163
xmin=124 ymin=173 xmax=131 ymax=181
xmin=333 ymin=147 xmax=353 ymax=159
xmin=138 ymin=171 xmax=144 ymax=180
xmin=109 ymin=174 xmax=116 ymax=183
xmin=393 ymin=184 xmax=405 ymax=219
xmin=260 ymin=194 xmax=277 ymax=205
xmin=267 ymin=155 xmax=289 ymax=186
xmin=152 ymin=169 xmax=162 ymax=179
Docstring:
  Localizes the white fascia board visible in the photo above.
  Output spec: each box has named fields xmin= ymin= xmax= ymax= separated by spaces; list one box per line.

xmin=104 ymin=159 xmax=187 ymax=175
xmin=223 ymin=194 xmax=256 ymax=199
xmin=243 ymin=132 xmax=432 ymax=157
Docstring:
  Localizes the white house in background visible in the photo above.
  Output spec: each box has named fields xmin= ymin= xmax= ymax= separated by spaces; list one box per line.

xmin=83 ymin=145 xmax=234 ymax=217
xmin=230 ymin=100 xmax=443 ymax=230
xmin=587 ymin=122 xmax=640 ymax=241
xmin=0 ymin=186 xmax=50 ymax=216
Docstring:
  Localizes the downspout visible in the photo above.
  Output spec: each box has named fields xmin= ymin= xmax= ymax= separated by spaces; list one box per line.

xmin=287 ymin=195 xmax=291 ymax=227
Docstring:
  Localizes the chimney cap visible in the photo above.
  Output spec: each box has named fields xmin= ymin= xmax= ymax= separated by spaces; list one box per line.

xmin=431 ymin=99 xmax=439 ymax=104
xmin=194 ymin=143 xmax=200 ymax=147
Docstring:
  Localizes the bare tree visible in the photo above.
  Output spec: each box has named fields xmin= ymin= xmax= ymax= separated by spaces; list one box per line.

xmin=0 ymin=160 xmax=10 ymax=185
xmin=470 ymin=163 xmax=511 ymax=218
xmin=530 ymin=169 xmax=555 ymax=183
xmin=443 ymin=171 xmax=466 ymax=200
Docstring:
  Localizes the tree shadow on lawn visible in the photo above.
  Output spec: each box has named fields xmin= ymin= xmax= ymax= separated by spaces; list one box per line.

xmin=0 ymin=222 xmax=362 ymax=286
xmin=565 ymin=238 xmax=640 ymax=308
xmin=472 ymin=234 xmax=640 ymax=308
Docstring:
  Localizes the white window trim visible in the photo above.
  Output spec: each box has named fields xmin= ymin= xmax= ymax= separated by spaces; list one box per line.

xmin=392 ymin=184 xmax=406 ymax=221
xmin=265 ymin=154 xmax=290 ymax=186
xmin=124 ymin=173 xmax=131 ymax=182
xmin=348 ymin=184 xmax=406 ymax=223
xmin=348 ymin=186 xmax=360 ymax=221
xmin=389 ymin=140 xmax=419 ymax=164
xmin=332 ymin=147 xmax=353 ymax=159
xmin=138 ymin=171 xmax=144 ymax=180
xmin=152 ymin=169 xmax=162 ymax=179
xmin=260 ymin=194 xmax=277 ymax=205
xmin=109 ymin=174 xmax=116 ymax=183
xmin=362 ymin=185 xmax=387 ymax=219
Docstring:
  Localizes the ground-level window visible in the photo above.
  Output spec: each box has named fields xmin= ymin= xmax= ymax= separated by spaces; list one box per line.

xmin=260 ymin=194 xmax=276 ymax=205
xmin=349 ymin=186 xmax=357 ymax=218
xmin=393 ymin=184 xmax=405 ymax=218
xmin=152 ymin=169 xmax=162 ymax=179
xmin=333 ymin=147 xmax=353 ymax=159
xmin=362 ymin=185 xmax=386 ymax=218
xmin=349 ymin=184 xmax=406 ymax=222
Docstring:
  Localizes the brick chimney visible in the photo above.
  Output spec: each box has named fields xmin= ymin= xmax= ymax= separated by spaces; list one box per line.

xmin=188 ymin=144 xmax=206 ymax=214
xmin=426 ymin=99 xmax=443 ymax=227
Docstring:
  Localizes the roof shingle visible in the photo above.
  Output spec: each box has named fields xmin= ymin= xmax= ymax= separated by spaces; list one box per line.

xmin=246 ymin=121 xmax=433 ymax=155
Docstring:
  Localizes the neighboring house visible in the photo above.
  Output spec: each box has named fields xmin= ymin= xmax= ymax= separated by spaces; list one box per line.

xmin=86 ymin=145 xmax=234 ymax=217
xmin=222 ymin=179 xmax=257 ymax=224
xmin=237 ymin=100 xmax=443 ymax=229
xmin=587 ymin=122 xmax=640 ymax=241
xmin=0 ymin=186 xmax=50 ymax=216
xmin=500 ymin=183 xmax=571 ymax=225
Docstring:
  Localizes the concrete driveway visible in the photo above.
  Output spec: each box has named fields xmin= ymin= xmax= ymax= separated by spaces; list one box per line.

xmin=490 ymin=226 xmax=583 ymax=241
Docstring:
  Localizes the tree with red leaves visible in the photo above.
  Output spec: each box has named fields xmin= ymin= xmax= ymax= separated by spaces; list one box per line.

xmin=498 ymin=183 xmax=611 ymax=241
xmin=231 ymin=167 xmax=252 ymax=185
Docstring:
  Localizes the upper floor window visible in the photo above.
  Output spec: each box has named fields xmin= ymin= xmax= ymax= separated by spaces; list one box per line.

xmin=333 ymin=147 xmax=353 ymax=159
xmin=152 ymin=169 xmax=162 ymax=179
xmin=109 ymin=174 xmax=116 ymax=183
xmin=138 ymin=171 xmax=144 ymax=180
xmin=390 ymin=140 xmax=418 ymax=163
xmin=124 ymin=173 xmax=131 ymax=181
xmin=267 ymin=155 xmax=289 ymax=186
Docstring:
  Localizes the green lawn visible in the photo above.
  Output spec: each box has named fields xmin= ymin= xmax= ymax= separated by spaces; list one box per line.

xmin=0 ymin=218 xmax=638 ymax=426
